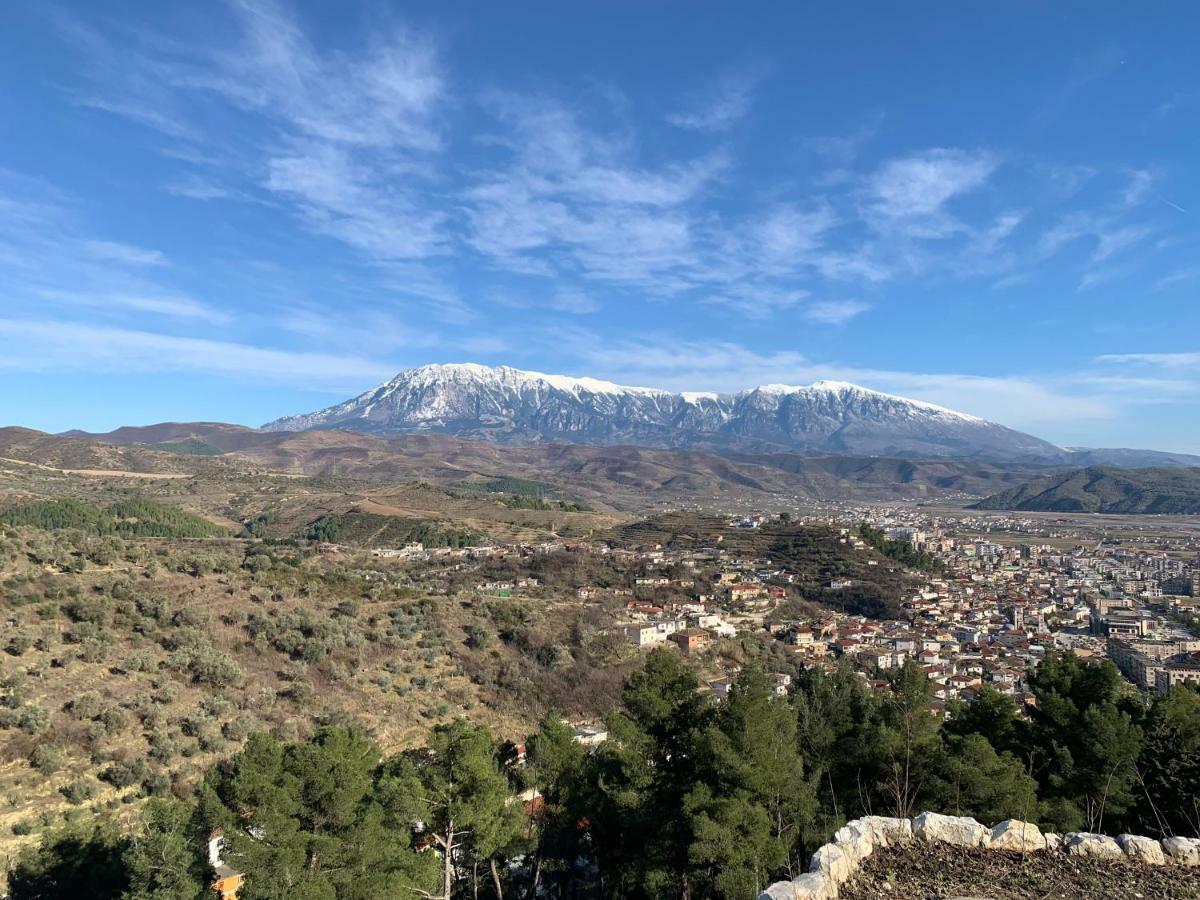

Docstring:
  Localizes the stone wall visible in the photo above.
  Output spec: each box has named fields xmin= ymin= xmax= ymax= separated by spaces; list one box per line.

xmin=759 ymin=812 xmax=1200 ymax=900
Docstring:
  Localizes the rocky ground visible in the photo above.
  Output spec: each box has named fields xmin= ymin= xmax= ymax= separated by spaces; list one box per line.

xmin=839 ymin=842 xmax=1200 ymax=899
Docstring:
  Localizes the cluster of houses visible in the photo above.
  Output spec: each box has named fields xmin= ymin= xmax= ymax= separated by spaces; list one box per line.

xmin=604 ymin=511 xmax=1200 ymax=703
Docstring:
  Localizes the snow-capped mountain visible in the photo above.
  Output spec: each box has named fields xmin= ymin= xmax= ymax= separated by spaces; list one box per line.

xmin=263 ymin=363 xmax=1068 ymax=461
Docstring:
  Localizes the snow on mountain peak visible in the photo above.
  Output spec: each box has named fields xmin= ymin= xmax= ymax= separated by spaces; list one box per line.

xmin=393 ymin=363 xmax=665 ymax=397
xmin=258 ymin=362 xmax=1046 ymax=458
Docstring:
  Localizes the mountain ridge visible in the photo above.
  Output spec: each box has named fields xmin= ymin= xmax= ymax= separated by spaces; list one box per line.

xmin=261 ymin=363 xmax=1066 ymax=462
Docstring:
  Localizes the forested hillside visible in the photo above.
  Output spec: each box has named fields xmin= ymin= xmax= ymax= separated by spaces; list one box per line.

xmin=0 ymin=498 xmax=225 ymax=538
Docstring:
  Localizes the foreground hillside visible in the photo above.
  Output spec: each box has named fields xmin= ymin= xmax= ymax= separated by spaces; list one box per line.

xmin=0 ymin=526 xmax=645 ymax=864
xmin=973 ymin=465 xmax=1200 ymax=514
xmin=4 ymin=646 xmax=1199 ymax=899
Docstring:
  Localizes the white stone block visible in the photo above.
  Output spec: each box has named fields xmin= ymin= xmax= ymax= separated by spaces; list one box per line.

xmin=810 ymin=841 xmax=854 ymax=886
xmin=833 ymin=822 xmax=873 ymax=865
xmin=854 ymin=815 xmax=913 ymax=848
xmin=987 ymin=819 xmax=1046 ymax=852
xmin=1063 ymin=832 xmax=1123 ymax=858
xmin=1118 ymin=833 xmax=1165 ymax=865
xmin=912 ymin=811 xmax=990 ymax=848
xmin=1161 ymin=836 xmax=1200 ymax=866
xmin=759 ymin=881 xmax=797 ymax=900
xmin=790 ymin=872 xmax=836 ymax=900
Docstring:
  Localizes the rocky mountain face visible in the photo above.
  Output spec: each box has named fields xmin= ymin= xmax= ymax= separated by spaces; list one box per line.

xmin=262 ymin=363 xmax=1069 ymax=461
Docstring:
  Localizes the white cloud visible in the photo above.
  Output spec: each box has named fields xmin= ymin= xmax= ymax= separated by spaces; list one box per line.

xmin=804 ymin=299 xmax=871 ymax=325
xmin=47 ymin=3 xmax=1194 ymax=344
xmin=197 ymin=0 xmax=445 ymax=152
xmin=1091 ymin=224 xmax=1151 ymax=264
xmin=0 ymin=318 xmax=396 ymax=388
xmin=0 ymin=174 xmax=239 ymax=330
xmin=667 ymin=72 xmax=757 ymax=133
xmin=1154 ymin=266 xmax=1200 ymax=291
xmin=35 ymin=291 xmax=231 ymax=324
xmin=81 ymin=240 xmax=167 ymax=266
xmin=265 ymin=144 xmax=447 ymax=260
xmin=866 ymin=148 xmax=996 ymax=227
xmin=1098 ymin=352 xmax=1200 ymax=368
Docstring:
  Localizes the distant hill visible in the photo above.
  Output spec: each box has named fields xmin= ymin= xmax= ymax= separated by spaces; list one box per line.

xmin=971 ymin=466 xmax=1200 ymax=514
xmin=1063 ymin=447 xmax=1200 ymax=468
xmin=21 ymin=423 xmax=1045 ymax=505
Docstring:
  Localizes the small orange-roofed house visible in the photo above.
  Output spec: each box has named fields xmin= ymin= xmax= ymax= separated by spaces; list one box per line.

xmin=208 ymin=829 xmax=245 ymax=900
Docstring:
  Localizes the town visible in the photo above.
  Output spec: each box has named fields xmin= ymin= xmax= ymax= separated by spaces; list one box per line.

xmin=324 ymin=505 xmax=1200 ymax=719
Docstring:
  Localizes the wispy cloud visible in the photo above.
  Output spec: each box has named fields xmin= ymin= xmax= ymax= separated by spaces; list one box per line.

xmin=81 ymin=240 xmax=167 ymax=266
xmin=36 ymin=291 xmax=232 ymax=325
xmin=864 ymin=148 xmax=997 ymax=237
xmin=0 ymin=319 xmax=396 ymax=388
xmin=1098 ymin=351 xmax=1200 ymax=368
xmin=667 ymin=71 xmax=758 ymax=133
xmin=34 ymin=0 xmax=1195 ymax=385
xmin=0 ymin=170 xmax=235 ymax=329
xmin=58 ymin=0 xmax=456 ymax=315
xmin=1154 ymin=266 xmax=1200 ymax=291
xmin=804 ymin=299 xmax=871 ymax=325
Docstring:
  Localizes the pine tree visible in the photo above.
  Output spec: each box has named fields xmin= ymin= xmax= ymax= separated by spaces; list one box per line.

xmin=197 ymin=727 xmax=436 ymax=900
xmin=1138 ymin=686 xmax=1200 ymax=837
xmin=380 ymin=720 xmax=524 ymax=900
xmin=686 ymin=667 xmax=818 ymax=897
xmin=121 ymin=799 xmax=207 ymax=900
xmin=872 ymin=659 xmax=940 ymax=818
xmin=794 ymin=663 xmax=879 ymax=830
xmin=927 ymin=734 xmax=1039 ymax=825
xmin=524 ymin=716 xmax=586 ymax=894
xmin=583 ymin=647 xmax=711 ymax=897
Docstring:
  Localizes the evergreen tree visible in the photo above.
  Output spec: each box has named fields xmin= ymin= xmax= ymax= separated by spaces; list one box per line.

xmin=197 ymin=727 xmax=436 ymax=900
xmin=793 ymin=662 xmax=879 ymax=831
xmin=524 ymin=716 xmax=586 ymax=895
xmin=380 ymin=719 xmax=524 ymax=900
xmin=685 ymin=667 xmax=817 ymax=898
xmin=927 ymin=734 xmax=1039 ymax=826
xmin=7 ymin=822 xmax=131 ymax=900
xmin=872 ymin=660 xmax=940 ymax=818
xmin=584 ymin=648 xmax=711 ymax=898
xmin=944 ymin=686 xmax=1027 ymax=759
xmin=1026 ymin=652 xmax=1144 ymax=832
xmin=121 ymin=799 xmax=207 ymax=900
xmin=1138 ymin=686 xmax=1200 ymax=837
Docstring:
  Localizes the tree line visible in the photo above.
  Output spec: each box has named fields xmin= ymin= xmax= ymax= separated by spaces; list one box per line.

xmin=6 ymin=648 xmax=1200 ymax=900
xmin=856 ymin=523 xmax=944 ymax=574
xmin=0 ymin=498 xmax=224 ymax=539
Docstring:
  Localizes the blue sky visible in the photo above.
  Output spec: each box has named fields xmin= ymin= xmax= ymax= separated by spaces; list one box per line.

xmin=1 ymin=2 xmax=1198 ymax=451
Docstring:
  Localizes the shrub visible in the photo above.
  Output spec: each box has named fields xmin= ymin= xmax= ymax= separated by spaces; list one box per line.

xmin=5 ymin=631 xmax=34 ymax=656
xmin=100 ymin=759 xmax=147 ymax=788
xmin=29 ymin=744 xmax=66 ymax=774
xmin=60 ymin=777 xmax=101 ymax=804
